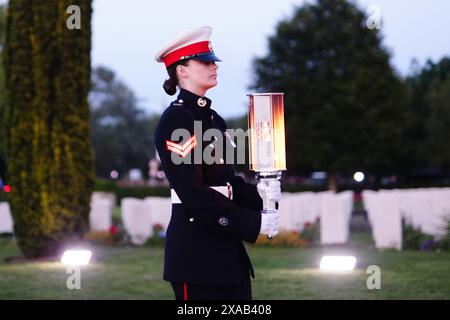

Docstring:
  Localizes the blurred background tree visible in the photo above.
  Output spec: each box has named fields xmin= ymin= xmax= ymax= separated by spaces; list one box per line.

xmin=0 ymin=4 xmax=6 ymax=182
xmin=89 ymin=66 xmax=160 ymax=179
xmin=4 ymin=0 xmax=95 ymax=258
xmin=251 ymin=0 xmax=409 ymax=190
xmin=424 ymin=76 xmax=450 ymax=171
xmin=405 ymin=57 xmax=450 ymax=175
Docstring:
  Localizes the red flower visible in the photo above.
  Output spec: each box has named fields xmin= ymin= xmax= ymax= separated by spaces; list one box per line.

xmin=109 ymin=225 xmax=118 ymax=235
xmin=304 ymin=222 xmax=312 ymax=229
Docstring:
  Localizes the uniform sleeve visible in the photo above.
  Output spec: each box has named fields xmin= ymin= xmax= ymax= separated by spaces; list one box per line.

xmin=155 ymin=108 xmax=262 ymax=243
xmin=230 ymin=170 xmax=263 ymax=212
xmin=214 ymin=110 xmax=263 ymax=211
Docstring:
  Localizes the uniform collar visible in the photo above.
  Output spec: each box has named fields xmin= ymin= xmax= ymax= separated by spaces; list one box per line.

xmin=178 ymin=88 xmax=212 ymax=109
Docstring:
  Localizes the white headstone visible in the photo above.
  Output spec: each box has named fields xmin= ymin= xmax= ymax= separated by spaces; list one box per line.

xmin=0 ymin=202 xmax=13 ymax=234
xmin=89 ymin=199 xmax=112 ymax=231
xmin=121 ymin=197 xmax=152 ymax=245
xmin=144 ymin=197 xmax=171 ymax=231
xmin=319 ymin=191 xmax=352 ymax=245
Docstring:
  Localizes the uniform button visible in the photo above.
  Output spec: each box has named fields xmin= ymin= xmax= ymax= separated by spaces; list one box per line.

xmin=219 ymin=158 xmax=224 ymax=164
xmin=211 ymin=114 xmax=214 ymax=120
xmin=197 ymin=98 xmax=207 ymax=107
xmin=178 ymin=99 xmax=183 ymax=103
xmin=209 ymin=144 xmax=214 ymax=148
xmin=218 ymin=217 xmax=228 ymax=226
xmin=189 ymin=217 xmax=194 ymax=222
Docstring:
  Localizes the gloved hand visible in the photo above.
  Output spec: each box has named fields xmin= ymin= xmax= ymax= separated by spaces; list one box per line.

xmin=257 ymin=180 xmax=281 ymax=203
xmin=260 ymin=211 xmax=279 ymax=238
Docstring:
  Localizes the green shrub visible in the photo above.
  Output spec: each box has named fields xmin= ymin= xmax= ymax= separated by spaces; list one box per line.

xmin=144 ymin=224 xmax=165 ymax=247
xmin=93 ymin=179 xmax=170 ymax=204
xmin=437 ymin=219 xmax=450 ymax=251
xmin=254 ymin=231 xmax=308 ymax=247
xmin=94 ymin=179 xmax=118 ymax=192
xmin=282 ymin=184 xmax=327 ymax=193
xmin=402 ymin=219 xmax=434 ymax=250
xmin=300 ymin=219 xmax=321 ymax=245
xmin=85 ymin=223 xmax=128 ymax=246
xmin=116 ymin=186 xmax=170 ymax=204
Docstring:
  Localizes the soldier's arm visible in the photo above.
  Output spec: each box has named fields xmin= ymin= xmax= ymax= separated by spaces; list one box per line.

xmin=229 ymin=172 xmax=263 ymax=211
xmin=212 ymin=110 xmax=264 ymax=211
xmin=155 ymin=108 xmax=262 ymax=243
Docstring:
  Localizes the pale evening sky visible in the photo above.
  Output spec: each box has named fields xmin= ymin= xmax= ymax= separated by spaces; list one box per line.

xmin=3 ymin=0 xmax=450 ymax=118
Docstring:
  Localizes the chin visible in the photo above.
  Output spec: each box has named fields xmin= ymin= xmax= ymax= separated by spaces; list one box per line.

xmin=207 ymin=79 xmax=218 ymax=88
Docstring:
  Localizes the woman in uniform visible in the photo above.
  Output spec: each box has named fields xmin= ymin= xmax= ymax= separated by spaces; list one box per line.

xmin=154 ymin=26 xmax=281 ymax=300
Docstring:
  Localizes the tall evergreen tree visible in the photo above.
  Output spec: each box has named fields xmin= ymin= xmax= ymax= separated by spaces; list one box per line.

xmin=252 ymin=0 xmax=408 ymax=189
xmin=0 ymin=4 xmax=6 ymax=175
xmin=4 ymin=1 xmax=95 ymax=257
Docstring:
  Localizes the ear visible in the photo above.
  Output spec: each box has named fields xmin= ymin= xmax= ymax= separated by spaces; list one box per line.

xmin=176 ymin=64 xmax=188 ymax=79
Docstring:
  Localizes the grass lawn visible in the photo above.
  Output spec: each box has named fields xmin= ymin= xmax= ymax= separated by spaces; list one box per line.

xmin=0 ymin=232 xmax=449 ymax=299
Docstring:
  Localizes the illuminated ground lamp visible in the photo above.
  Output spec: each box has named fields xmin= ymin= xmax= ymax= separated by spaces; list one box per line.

xmin=319 ymin=256 xmax=357 ymax=272
xmin=248 ymin=93 xmax=287 ymax=237
xmin=61 ymin=250 xmax=92 ymax=266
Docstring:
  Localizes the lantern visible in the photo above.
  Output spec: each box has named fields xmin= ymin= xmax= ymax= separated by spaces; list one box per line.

xmin=247 ymin=93 xmax=287 ymax=237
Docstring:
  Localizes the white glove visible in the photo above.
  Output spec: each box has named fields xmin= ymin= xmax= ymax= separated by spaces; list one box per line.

xmin=257 ymin=180 xmax=281 ymax=203
xmin=260 ymin=212 xmax=279 ymax=238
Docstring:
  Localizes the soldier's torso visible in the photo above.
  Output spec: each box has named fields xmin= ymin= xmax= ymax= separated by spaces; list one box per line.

xmin=154 ymin=89 xmax=254 ymax=285
xmin=161 ymin=91 xmax=236 ymax=187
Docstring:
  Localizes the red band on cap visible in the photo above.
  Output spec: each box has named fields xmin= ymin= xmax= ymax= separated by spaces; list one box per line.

xmin=163 ymin=41 xmax=212 ymax=67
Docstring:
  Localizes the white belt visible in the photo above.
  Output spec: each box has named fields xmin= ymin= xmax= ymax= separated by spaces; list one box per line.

xmin=171 ymin=184 xmax=233 ymax=204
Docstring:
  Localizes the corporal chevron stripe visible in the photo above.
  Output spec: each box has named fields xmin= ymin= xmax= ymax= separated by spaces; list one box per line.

xmin=166 ymin=135 xmax=197 ymax=157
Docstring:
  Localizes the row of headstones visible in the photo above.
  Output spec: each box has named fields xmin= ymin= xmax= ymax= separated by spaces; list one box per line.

xmin=363 ymin=188 xmax=450 ymax=250
xmin=89 ymin=195 xmax=171 ymax=245
xmin=0 ymin=193 xmax=170 ymax=246
xmin=91 ymin=191 xmax=354 ymax=246
xmin=0 ymin=192 xmax=354 ymax=246
xmin=277 ymin=191 xmax=354 ymax=245
xmin=2 ymin=188 xmax=449 ymax=249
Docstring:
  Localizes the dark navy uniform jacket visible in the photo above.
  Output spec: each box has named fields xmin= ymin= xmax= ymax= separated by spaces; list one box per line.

xmin=154 ymin=88 xmax=263 ymax=286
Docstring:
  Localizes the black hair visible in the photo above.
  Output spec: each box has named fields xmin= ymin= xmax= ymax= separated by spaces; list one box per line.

xmin=163 ymin=60 xmax=189 ymax=96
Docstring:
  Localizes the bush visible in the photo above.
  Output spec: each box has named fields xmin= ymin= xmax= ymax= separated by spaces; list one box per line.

xmin=254 ymin=231 xmax=308 ymax=247
xmin=94 ymin=178 xmax=171 ymax=203
xmin=437 ymin=219 xmax=450 ymax=251
xmin=402 ymin=219 xmax=435 ymax=251
xmin=282 ymin=184 xmax=327 ymax=193
xmin=95 ymin=178 xmax=118 ymax=193
xmin=300 ymin=218 xmax=321 ymax=245
xmin=144 ymin=224 xmax=166 ymax=247
xmin=85 ymin=223 xmax=128 ymax=246
xmin=116 ymin=186 xmax=170 ymax=203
